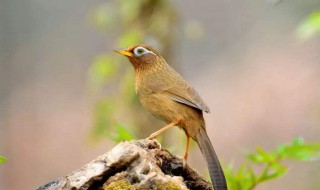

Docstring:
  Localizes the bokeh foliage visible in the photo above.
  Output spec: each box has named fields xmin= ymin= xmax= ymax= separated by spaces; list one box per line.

xmin=296 ymin=11 xmax=320 ymax=41
xmin=0 ymin=156 xmax=7 ymax=164
xmin=87 ymin=0 xmax=177 ymax=142
xmin=226 ymin=138 xmax=320 ymax=190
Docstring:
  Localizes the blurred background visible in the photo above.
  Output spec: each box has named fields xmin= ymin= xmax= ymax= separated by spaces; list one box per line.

xmin=1 ymin=0 xmax=320 ymax=189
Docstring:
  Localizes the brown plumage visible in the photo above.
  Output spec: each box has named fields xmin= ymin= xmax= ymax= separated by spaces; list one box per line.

xmin=115 ymin=44 xmax=227 ymax=190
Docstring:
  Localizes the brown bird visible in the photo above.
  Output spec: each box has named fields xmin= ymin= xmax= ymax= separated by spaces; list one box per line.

xmin=115 ymin=44 xmax=227 ymax=190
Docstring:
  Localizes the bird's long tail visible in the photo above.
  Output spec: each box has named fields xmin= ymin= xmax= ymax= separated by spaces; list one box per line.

xmin=196 ymin=127 xmax=227 ymax=190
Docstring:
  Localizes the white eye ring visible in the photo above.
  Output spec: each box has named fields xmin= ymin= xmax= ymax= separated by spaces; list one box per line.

xmin=133 ymin=46 xmax=156 ymax=57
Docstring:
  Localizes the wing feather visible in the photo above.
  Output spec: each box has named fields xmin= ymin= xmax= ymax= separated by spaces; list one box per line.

xmin=162 ymin=86 xmax=210 ymax=113
xmin=146 ymin=75 xmax=210 ymax=113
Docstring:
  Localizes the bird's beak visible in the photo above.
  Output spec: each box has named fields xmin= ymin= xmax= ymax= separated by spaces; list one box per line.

xmin=114 ymin=49 xmax=134 ymax=57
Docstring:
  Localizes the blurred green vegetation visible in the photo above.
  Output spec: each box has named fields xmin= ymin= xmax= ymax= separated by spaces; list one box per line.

xmin=226 ymin=138 xmax=320 ymax=190
xmin=87 ymin=0 xmax=177 ymax=142
xmin=296 ymin=11 xmax=320 ymax=41
xmin=0 ymin=156 xmax=7 ymax=164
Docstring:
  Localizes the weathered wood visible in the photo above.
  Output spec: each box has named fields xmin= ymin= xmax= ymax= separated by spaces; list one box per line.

xmin=36 ymin=139 xmax=213 ymax=190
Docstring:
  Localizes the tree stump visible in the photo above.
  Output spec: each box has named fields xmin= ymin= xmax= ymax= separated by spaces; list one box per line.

xmin=36 ymin=139 xmax=213 ymax=190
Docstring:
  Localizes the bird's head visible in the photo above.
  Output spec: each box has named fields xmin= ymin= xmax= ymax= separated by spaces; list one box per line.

xmin=114 ymin=44 xmax=165 ymax=71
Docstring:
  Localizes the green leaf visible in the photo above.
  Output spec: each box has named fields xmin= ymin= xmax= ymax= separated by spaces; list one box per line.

xmin=276 ymin=138 xmax=320 ymax=161
xmin=225 ymin=164 xmax=240 ymax=190
xmin=264 ymin=163 xmax=287 ymax=180
xmin=108 ymin=123 xmax=135 ymax=142
xmin=246 ymin=152 xmax=265 ymax=163
xmin=246 ymin=147 xmax=276 ymax=163
xmin=229 ymin=138 xmax=320 ymax=190
xmin=0 ymin=156 xmax=7 ymax=163
xmin=247 ymin=166 xmax=256 ymax=186
xmin=284 ymin=145 xmax=320 ymax=160
xmin=116 ymin=123 xmax=135 ymax=141
xmin=256 ymin=147 xmax=275 ymax=162
xmin=296 ymin=11 xmax=320 ymax=40
xmin=293 ymin=137 xmax=304 ymax=146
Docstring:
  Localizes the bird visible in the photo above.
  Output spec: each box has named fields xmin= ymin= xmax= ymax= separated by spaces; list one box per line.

xmin=114 ymin=44 xmax=227 ymax=190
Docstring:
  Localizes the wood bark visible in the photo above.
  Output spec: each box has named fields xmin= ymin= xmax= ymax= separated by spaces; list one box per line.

xmin=36 ymin=139 xmax=213 ymax=190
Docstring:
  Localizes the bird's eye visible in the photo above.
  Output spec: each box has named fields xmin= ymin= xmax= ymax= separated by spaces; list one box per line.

xmin=137 ymin=48 xmax=144 ymax=54
xmin=133 ymin=47 xmax=148 ymax=57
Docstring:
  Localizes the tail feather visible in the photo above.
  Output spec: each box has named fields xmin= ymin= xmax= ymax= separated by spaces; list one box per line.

xmin=196 ymin=127 xmax=227 ymax=190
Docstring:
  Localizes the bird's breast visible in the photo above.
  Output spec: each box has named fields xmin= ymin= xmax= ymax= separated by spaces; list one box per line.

xmin=138 ymin=92 xmax=176 ymax=122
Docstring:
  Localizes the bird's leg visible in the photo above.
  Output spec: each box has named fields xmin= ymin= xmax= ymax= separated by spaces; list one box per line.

xmin=183 ymin=134 xmax=190 ymax=167
xmin=147 ymin=119 xmax=180 ymax=140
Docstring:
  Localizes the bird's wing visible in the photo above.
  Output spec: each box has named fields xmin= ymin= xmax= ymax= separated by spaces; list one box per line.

xmin=148 ymin=77 xmax=210 ymax=113
xmin=162 ymin=86 xmax=210 ymax=113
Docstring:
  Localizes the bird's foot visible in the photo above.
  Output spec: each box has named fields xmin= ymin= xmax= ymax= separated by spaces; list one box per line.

xmin=146 ymin=131 xmax=158 ymax=140
xmin=146 ymin=136 xmax=162 ymax=149
xmin=183 ymin=156 xmax=188 ymax=168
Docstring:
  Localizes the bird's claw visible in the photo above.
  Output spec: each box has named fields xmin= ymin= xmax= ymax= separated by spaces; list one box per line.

xmin=183 ymin=157 xmax=188 ymax=168
xmin=146 ymin=136 xmax=155 ymax=140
